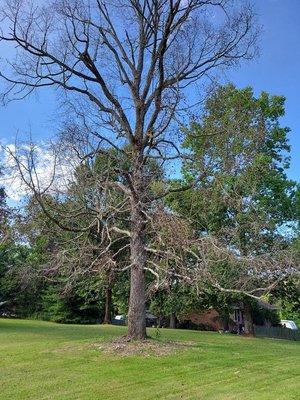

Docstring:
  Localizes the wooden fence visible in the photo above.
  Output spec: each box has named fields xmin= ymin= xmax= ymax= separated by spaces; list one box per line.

xmin=254 ymin=325 xmax=300 ymax=341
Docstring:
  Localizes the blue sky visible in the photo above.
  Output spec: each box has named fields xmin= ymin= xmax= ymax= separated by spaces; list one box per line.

xmin=0 ymin=0 xmax=299 ymax=182
xmin=228 ymin=0 xmax=300 ymax=181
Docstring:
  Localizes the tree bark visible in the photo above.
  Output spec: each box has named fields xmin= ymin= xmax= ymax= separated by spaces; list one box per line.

xmin=127 ymin=162 xmax=147 ymax=340
xmin=158 ymin=316 xmax=164 ymax=328
xmin=221 ymin=313 xmax=229 ymax=331
xmin=170 ymin=312 xmax=176 ymax=329
xmin=103 ymin=285 xmax=112 ymax=324
xmin=244 ymin=302 xmax=254 ymax=335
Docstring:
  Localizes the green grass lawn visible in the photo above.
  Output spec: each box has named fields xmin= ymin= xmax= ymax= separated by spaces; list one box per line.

xmin=0 ymin=318 xmax=299 ymax=400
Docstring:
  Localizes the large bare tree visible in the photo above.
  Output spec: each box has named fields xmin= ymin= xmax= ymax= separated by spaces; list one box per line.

xmin=0 ymin=0 xmax=258 ymax=339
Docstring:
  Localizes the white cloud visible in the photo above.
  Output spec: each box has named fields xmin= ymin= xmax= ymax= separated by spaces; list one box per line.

xmin=0 ymin=143 xmax=77 ymax=201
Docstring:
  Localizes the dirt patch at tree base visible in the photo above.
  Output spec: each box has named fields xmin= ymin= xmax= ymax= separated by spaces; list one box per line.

xmin=91 ymin=337 xmax=196 ymax=357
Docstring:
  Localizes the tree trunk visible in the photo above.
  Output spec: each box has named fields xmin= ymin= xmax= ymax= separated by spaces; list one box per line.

xmin=170 ymin=312 xmax=176 ymax=329
xmin=244 ymin=302 xmax=254 ymax=335
xmin=103 ymin=285 xmax=112 ymax=324
xmin=158 ymin=316 xmax=164 ymax=328
xmin=221 ymin=313 xmax=229 ymax=331
xmin=127 ymin=163 xmax=147 ymax=340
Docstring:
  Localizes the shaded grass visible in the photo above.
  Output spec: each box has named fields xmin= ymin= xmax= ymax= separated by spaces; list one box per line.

xmin=0 ymin=318 xmax=299 ymax=400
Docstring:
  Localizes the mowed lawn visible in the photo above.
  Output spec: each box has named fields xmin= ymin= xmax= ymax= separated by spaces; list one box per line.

xmin=0 ymin=319 xmax=299 ymax=400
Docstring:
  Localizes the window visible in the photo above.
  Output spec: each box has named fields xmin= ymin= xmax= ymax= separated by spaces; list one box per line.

xmin=234 ymin=309 xmax=244 ymax=323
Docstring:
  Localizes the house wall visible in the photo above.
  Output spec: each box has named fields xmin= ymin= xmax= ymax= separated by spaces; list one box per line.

xmin=183 ymin=309 xmax=225 ymax=331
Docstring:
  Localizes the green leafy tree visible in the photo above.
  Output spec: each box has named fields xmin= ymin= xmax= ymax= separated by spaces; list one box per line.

xmin=168 ymin=85 xmax=299 ymax=332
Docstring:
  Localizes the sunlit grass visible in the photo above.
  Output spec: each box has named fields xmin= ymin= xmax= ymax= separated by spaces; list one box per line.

xmin=1 ymin=318 xmax=299 ymax=400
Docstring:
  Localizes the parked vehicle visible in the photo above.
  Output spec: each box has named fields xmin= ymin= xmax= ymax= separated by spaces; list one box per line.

xmin=0 ymin=302 xmax=17 ymax=318
xmin=145 ymin=311 xmax=157 ymax=327
xmin=112 ymin=311 xmax=157 ymax=327
xmin=112 ymin=315 xmax=127 ymax=325
xmin=0 ymin=310 xmax=17 ymax=318
xmin=280 ymin=320 xmax=298 ymax=330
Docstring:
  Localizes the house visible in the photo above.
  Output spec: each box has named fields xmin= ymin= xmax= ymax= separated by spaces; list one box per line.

xmin=182 ymin=308 xmax=226 ymax=331
xmin=181 ymin=299 xmax=278 ymax=334
xmin=231 ymin=300 xmax=278 ymax=334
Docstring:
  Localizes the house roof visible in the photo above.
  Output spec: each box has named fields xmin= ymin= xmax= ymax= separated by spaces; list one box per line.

xmin=257 ymin=299 xmax=278 ymax=311
xmin=233 ymin=299 xmax=278 ymax=311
